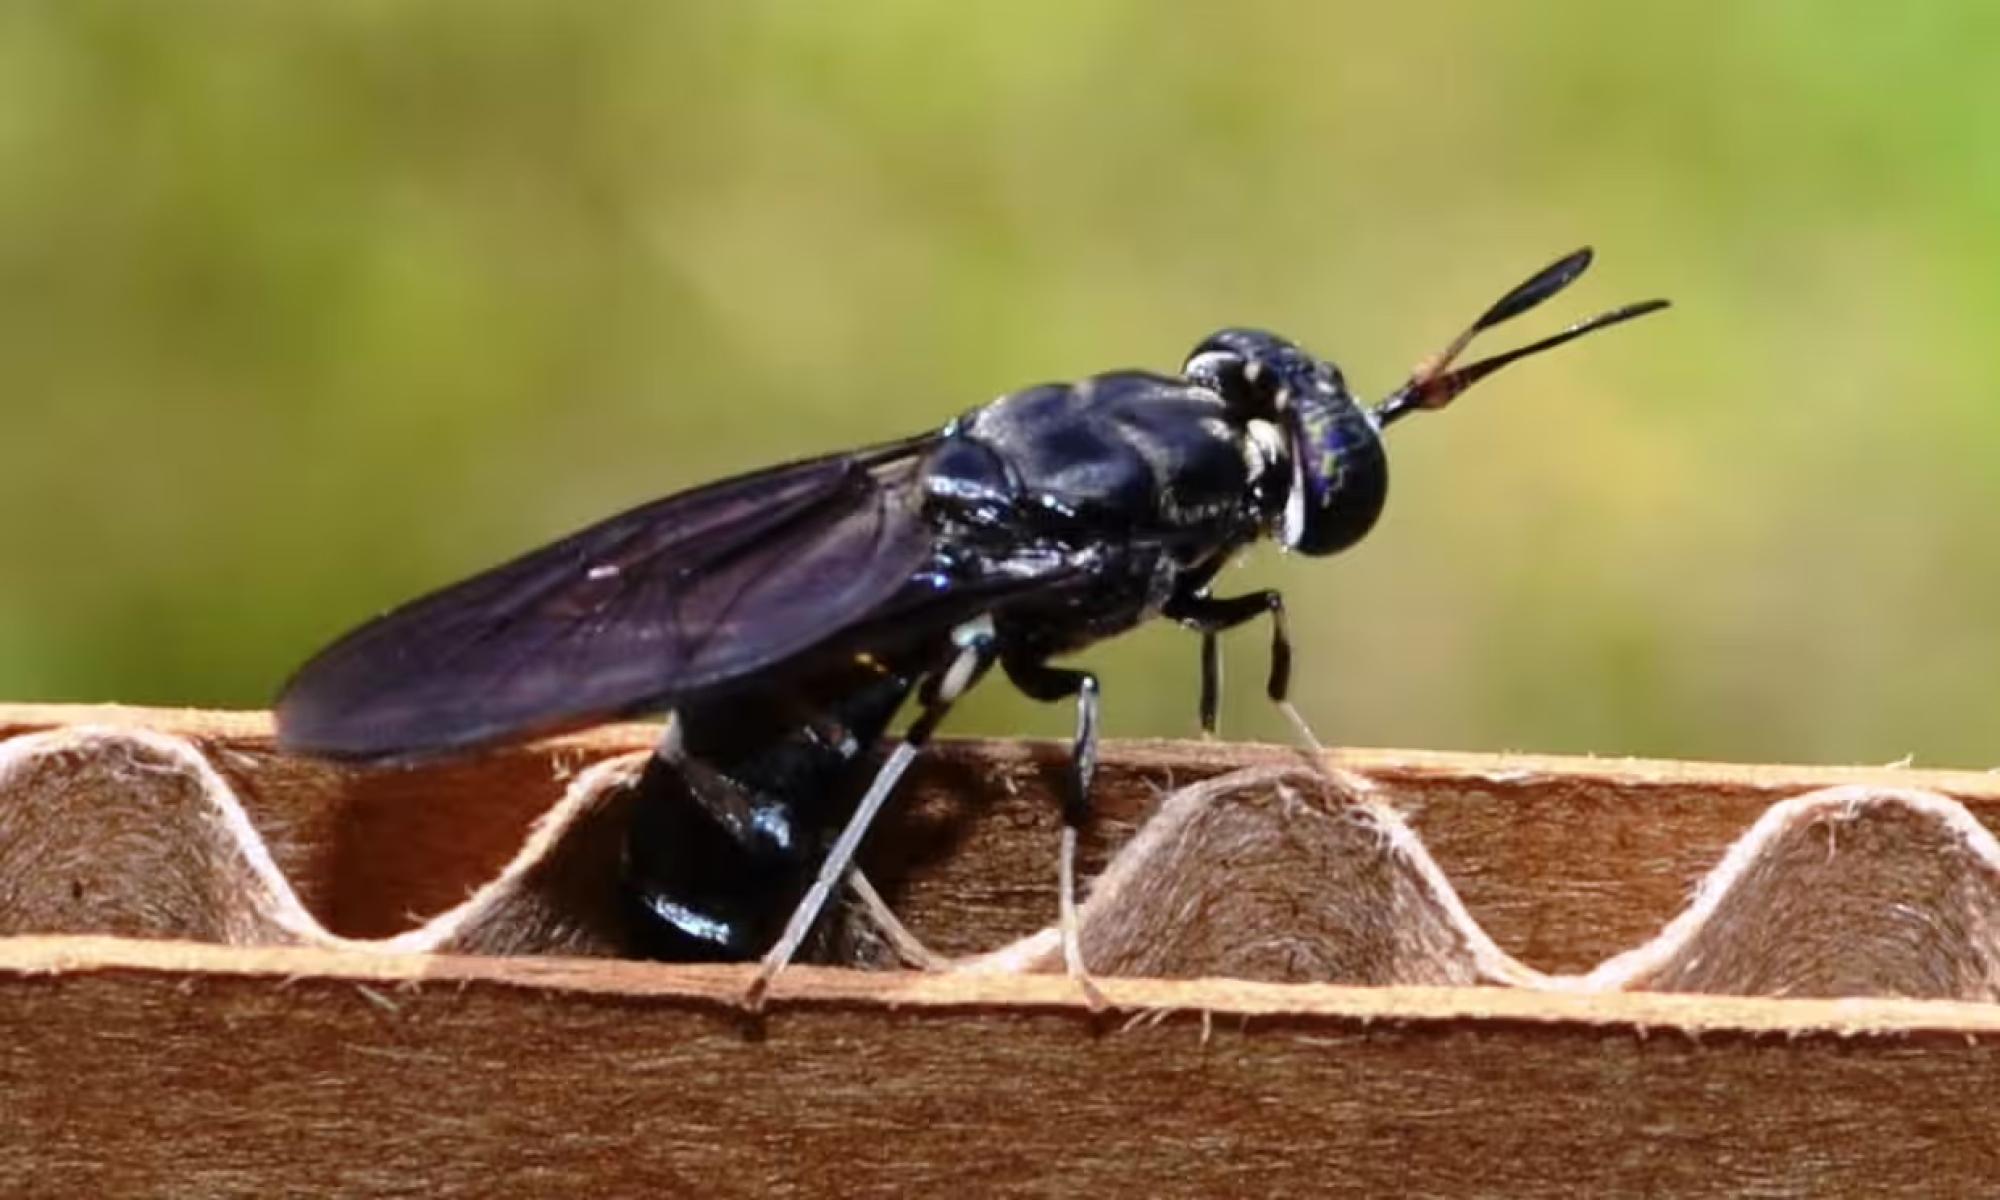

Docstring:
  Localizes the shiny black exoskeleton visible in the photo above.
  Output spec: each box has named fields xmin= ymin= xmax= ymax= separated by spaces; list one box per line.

xmin=621 ymin=651 xmax=923 ymax=960
xmin=275 ymin=248 xmax=1666 ymax=981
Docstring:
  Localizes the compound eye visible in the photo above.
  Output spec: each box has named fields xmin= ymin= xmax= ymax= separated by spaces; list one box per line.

xmin=1281 ymin=400 xmax=1388 ymax=556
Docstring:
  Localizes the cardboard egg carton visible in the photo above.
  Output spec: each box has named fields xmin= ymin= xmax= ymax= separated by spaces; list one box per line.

xmin=4 ymin=703 xmax=1999 ymax=1196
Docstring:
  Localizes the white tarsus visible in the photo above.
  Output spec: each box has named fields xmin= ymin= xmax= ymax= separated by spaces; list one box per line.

xmin=1059 ymin=823 xmax=1108 ymax=1010
xmin=745 ymin=739 xmax=921 ymax=1009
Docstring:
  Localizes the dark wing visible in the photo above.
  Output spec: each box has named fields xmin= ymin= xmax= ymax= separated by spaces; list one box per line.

xmin=276 ymin=436 xmax=941 ymax=760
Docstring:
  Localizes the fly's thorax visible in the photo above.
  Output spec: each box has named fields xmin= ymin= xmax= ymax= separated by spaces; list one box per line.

xmin=989 ymin=540 xmax=1178 ymax=661
xmin=921 ymin=432 xmax=1017 ymax=529
xmin=927 ymin=374 xmax=1268 ymax=544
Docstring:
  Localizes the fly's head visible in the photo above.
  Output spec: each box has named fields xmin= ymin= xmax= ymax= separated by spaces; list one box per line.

xmin=1182 ymin=328 xmax=1387 ymax=557
xmin=1181 ymin=248 xmax=1670 ymax=560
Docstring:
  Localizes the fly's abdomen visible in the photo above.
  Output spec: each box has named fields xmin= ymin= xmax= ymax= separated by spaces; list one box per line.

xmin=623 ymin=655 xmax=921 ymax=961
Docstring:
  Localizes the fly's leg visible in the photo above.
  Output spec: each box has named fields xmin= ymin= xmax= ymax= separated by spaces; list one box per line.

xmin=635 ymin=668 xmax=930 ymax=965
xmin=1164 ymin=588 xmax=1290 ymax=736
xmin=745 ymin=626 xmax=995 ymax=1010
xmin=742 ymin=739 xmax=924 ymax=1010
xmin=1002 ymin=658 xmax=1109 ymax=1011
xmin=1165 ymin=588 xmax=1322 ymax=753
xmin=847 ymin=870 xmax=950 ymax=971
xmin=1003 ymin=661 xmax=1101 ymax=830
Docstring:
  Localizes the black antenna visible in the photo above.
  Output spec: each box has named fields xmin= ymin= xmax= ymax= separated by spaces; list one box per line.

xmin=1374 ymin=248 xmax=1668 ymax=428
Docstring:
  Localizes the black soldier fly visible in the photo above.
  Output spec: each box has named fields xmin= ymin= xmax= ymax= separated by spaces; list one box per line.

xmin=277 ymin=248 xmax=1666 ymax=1006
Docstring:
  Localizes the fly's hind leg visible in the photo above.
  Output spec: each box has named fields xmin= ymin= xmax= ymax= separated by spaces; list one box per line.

xmin=846 ymin=869 xmax=949 ymax=971
xmin=1002 ymin=657 xmax=1109 ymax=1011
xmin=744 ymin=623 xmax=996 ymax=1010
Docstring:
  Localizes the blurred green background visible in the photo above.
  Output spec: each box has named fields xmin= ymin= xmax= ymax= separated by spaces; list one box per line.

xmin=5 ymin=2 xmax=2000 ymax=768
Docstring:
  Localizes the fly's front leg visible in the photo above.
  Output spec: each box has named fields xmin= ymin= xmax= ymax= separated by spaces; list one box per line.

xmin=1164 ymin=588 xmax=1299 ymax=741
xmin=1002 ymin=656 xmax=1108 ymax=1009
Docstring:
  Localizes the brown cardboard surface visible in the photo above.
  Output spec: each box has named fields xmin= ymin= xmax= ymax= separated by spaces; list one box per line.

xmin=6 ymin=704 xmax=2000 ymax=1196
xmin=6 ymin=939 xmax=2000 ymax=1197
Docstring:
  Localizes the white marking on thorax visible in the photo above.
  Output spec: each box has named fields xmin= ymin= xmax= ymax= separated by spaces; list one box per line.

xmin=587 ymin=564 xmax=621 ymax=581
